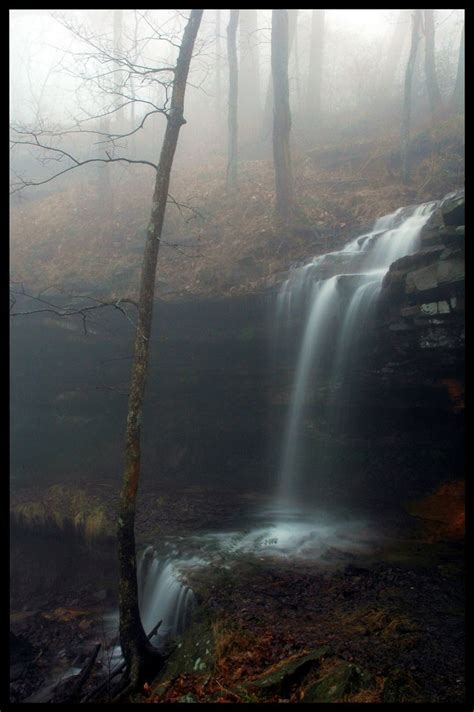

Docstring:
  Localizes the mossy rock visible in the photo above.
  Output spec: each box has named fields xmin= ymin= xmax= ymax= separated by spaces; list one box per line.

xmin=247 ymin=647 xmax=331 ymax=697
xmin=302 ymin=660 xmax=374 ymax=703
xmin=156 ymin=613 xmax=215 ymax=682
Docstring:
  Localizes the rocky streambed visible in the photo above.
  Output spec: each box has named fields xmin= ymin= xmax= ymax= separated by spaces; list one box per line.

xmin=10 ymin=480 xmax=465 ymax=704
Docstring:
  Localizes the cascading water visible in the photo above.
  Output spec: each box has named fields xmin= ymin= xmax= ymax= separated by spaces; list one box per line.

xmin=275 ymin=199 xmax=439 ymax=507
xmin=138 ymin=547 xmax=196 ymax=647
xmin=105 ymin=548 xmax=197 ymax=670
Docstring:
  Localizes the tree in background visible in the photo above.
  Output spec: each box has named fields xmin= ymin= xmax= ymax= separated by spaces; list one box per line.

xmin=423 ymin=10 xmax=443 ymax=117
xmin=215 ymin=10 xmax=223 ymax=133
xmin=307 ymin=10 xmax=325 ymax=124
xmin=378 ymin=9 xmax=412 ymax=99
xmin=226 ymin=9 xmax=239 ymax=190
xmin=400 ymin=9 xmax=422 ymax=183
xmin=97 ymin=9 xmax=123 ymax=216
xmin=272 ymin=9 xmax=294 ymax=222
xmin=261 ymin=9 xmax=298 ymax=141
xmin=239 ymin=9 xmax=261 ymax=143
xmin=451 ymin=21 xmax=464 ymax=113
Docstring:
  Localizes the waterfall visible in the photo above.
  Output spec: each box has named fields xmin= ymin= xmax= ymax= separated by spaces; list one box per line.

xmin=104 ymin=548 xmax=196 ymax=669
xmin=138 ymin=547 xmax=196 ymax=647
xmin=276 ymin=199 xmax=439 ymax=506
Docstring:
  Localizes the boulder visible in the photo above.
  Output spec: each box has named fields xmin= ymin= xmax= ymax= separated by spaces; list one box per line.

xmin=248 ymin=647 xmax=331 ymax=696
xmin=441 ymin=191 xmax=465 ymax=227
xmin=302 ymin=660 xmax=375 ymax=702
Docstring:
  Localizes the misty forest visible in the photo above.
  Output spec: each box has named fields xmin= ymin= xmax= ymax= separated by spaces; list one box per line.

xmin=9 ymin=8 xmax=465 ymax=705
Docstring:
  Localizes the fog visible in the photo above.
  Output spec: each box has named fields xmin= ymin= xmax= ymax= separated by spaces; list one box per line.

xmin=9 ymin=11 xmax=465 ymax=704
xmin=10 ymin=9 xmax=464 ymax=188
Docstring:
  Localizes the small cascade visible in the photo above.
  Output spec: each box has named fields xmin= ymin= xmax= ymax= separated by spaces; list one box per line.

xmin=104 ymin=548 xmax=196 ymax=669
xmin=138 ymin=547 xmax=196 ymax=647
xmin=275 ymin=198 xmax=440 ymax=506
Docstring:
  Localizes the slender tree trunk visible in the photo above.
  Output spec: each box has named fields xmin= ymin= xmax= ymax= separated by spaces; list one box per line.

xmin=114 ymin=10 xmax=123 ymax=121
xmin=307 ymin=10 xmax=325 ymax=121
xmin=272 ymin=9 xmax=294 ymax=222
xmin=215 ymin=9 xmax=222 ymax=131
xmin=400 ymin=10 xmax=422 ymax=183
xmin=261 ymin=9 xmax=298 ymax=140
xmin=423 ymin=10 xmax=443 ymax=116
xmin=226 ymin=9 xmax=239 ymax=190
xmin=451 ymin=22 xmax=464 ymax=113
xmin=239 ymin=9 xmax=260 ymax=142
xmin=293 ymin=18 xmax=302 ymax=117
xmin=117 ymin=8 xmax=203 ymax=690
xmin=129 ymin=10 xmax=140 ymax=146
xmin=97 ymin=115 xmax=112 ymax=212
xmin=379 ymin=9 xmax=411 ymax=98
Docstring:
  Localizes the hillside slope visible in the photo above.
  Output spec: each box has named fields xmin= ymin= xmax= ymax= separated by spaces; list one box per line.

xmin=10 ymin=117 xmax=464 ymax=302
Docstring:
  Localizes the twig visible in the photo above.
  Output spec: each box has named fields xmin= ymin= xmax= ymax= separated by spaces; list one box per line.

xmin=80 ymin=619 xmax=163 ymax=703
xmin=68 ymin=643 xmax=101 ymax=700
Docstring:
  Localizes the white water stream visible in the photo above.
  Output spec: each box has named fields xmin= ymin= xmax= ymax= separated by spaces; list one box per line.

xmin=275 ymin=199 xmax=439 ymax=505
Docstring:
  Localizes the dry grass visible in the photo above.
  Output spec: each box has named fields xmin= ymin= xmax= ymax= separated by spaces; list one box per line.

xmin=10 ymin=116 xmax=464 ymax=302
xmin=211 ymin=617 xmax=256 ymax=666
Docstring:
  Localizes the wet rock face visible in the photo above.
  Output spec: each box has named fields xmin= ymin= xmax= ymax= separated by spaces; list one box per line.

xmin=440 ymin=191 xmax=465 ymax=227
xmin=377 ymin=191 xmax=464 ymax=389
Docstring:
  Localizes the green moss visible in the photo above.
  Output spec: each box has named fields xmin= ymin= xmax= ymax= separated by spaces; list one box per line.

xmin=155 ymin=609 xmax=216 ymax=683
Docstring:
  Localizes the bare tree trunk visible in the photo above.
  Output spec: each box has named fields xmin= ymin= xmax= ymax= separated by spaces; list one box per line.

xmin=261 ymin=9 xmax=298 ymax=141
xmin=292 ymin=18 xmax=302 ymax=117
xmin=451 ymin=22 xmax=464 ymax=113
xmin=307 ymin=10 xmax=325 ymax=122
xmin=272 ymin=9 xmax=294 ymax=222
xmin=129 ymin=10 xmax=140 ymax=147
xmin=400 ymin=10 xmax=422 ymax=183
xmin=226 ymin=9 xmax=239 ymax=190
xmin=423 ymin=10 xmax=443 ymax=116
xmin=114 ymin=10 xmax=123 ymax=121
xmin=239 ymin=9 xmax=260 ymax=142
xmin=117 ymin=8 xmax=203 ymax=691
xmin=379 ymin=9 xmax=411 ymax=98
xmin=215 ymin=9 xmax=222 ymax=130
xmin=97 ymin=116 xmax=112 ymax=213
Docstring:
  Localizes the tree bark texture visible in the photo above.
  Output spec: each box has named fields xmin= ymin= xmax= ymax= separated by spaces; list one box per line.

xmin=117 ymin=7 xmax=203 ymax=686
xmin=400 ymin=10 xmax=422 ymax=184
xmin=226 ymin=9 xmax=239 ymax=190
xmin=272 ymin=9 xmax=294 ymax=222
